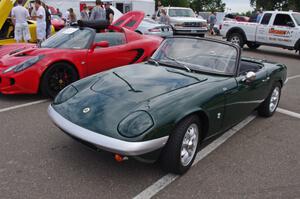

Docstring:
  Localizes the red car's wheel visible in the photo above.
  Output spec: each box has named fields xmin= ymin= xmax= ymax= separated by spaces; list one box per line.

xmin=40 ymin=62 xmax=78 ymax=98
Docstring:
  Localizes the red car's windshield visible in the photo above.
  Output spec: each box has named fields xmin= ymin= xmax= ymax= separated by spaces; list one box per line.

xmin=41 ymin=28 xmax=93 ymax=49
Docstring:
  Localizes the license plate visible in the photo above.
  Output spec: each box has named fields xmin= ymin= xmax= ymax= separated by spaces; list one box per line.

xmin=191 ymin=30 xmax=198 ymax=33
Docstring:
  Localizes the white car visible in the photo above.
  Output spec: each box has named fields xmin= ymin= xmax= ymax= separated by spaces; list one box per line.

xmin=156 ymin=7 xmax=208 ymax=37
xmin=220 ymin=10 xmax=300 ymax=54
xmin=136 ymin=18 xmax=173 ymax=37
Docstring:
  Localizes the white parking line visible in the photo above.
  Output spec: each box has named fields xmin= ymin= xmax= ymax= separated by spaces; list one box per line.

xmin=285 ymin=74 xmax=300 ymax=84
xmin=0 ymin=99 xmax=49 ymax=113
xmin=133 ymin=115 xmax=256 ymax=199
xmin=277 ymin=108 xmax=300 ymax=119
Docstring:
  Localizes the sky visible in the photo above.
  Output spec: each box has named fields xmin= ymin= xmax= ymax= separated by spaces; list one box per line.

xmin=223 ymin=0 xmax=254 ymax=13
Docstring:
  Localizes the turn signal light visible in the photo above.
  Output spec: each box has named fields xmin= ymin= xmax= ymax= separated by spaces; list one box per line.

xmin=114 ymin=154 xmax=128 ymax=162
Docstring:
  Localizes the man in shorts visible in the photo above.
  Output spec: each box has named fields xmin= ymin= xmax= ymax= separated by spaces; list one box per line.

xmin=32 ymin=0 xmax=46 ymax=43
xmin=11 ymin=0 xmax=31 ymax=43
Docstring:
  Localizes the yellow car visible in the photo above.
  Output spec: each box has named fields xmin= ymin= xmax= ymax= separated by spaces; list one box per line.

xmin=0 ymin=0 xmax=55 ymax=45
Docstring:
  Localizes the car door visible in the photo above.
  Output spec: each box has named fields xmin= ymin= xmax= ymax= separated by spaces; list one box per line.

xmin=0 ymin=0 xmax=13 ymax=30
xmin=268 ymin=13 xmax=297 ymax=47
xmin=256 ymin=13 xmax=273 ymax=43
xmin=86 ymin=32 xmax=142 ymax=75
xmin=223 ymin=64 xmax=269 ymax=129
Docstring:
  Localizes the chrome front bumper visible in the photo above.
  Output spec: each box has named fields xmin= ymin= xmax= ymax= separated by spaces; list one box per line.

xmin=48 ymin=105 xmax=169 ymax=156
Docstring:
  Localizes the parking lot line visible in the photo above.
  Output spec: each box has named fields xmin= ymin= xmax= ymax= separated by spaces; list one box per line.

xmin=277 ymin=108 xmax=300 ymax=119
xmin=133 ymin=115 xmax=256 ymax=199
xmin=0 ymin=99 xmax=49 ymax=113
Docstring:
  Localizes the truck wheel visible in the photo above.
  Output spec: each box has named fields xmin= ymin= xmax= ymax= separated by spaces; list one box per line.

xmin=247 ymin=42 xmax=260 ymax=49
xmin=160 ymin=115 xmax=201 ymax=174
xmin=258 ymin=82 xmax=281 ymax=117
xmin=228 ymin=33 xmax=244 ymax=48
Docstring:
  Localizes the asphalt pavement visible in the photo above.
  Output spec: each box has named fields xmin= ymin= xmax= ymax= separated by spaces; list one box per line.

xmin=1 ymin=41 xmax=300 ymax=199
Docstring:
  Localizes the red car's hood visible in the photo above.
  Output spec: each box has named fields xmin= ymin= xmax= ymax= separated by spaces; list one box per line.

xmin=0 ymin=46 xmax=52 ymax=69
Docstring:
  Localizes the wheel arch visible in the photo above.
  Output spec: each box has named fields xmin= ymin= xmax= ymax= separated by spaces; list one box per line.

xmin=174 ymin=109 xmax=210 ymax=140
xmin=226 ymin=27 xmax=248 ymax=42
xmin=294 ymin=39 xmax=300 ymax=50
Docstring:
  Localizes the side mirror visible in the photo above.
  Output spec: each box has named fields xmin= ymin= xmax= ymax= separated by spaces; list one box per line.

xmin=92 ymin=41 xmax=109 ymax=50
xmin=242 ymin=71 xmax=256 ymax=83
xmin=287 ymin=21 xmax=295 ymax=27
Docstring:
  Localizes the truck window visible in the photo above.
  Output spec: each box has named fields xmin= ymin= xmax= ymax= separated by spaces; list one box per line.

xmin=261 ymin=13 xmax=272 ymax=25
xmin=292 ymin=13 xmax=300 ymax=26
xmin=273 ymin=14 xmax=294 ymax=27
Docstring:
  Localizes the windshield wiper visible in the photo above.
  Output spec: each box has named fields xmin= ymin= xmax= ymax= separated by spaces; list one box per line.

xmin=113 ymin=72 xmax=142 ymax=93
xmin=164 ymin=55 xmax=192 ymax=73
xmin=148 ymin=57 xmax=159 ymax=66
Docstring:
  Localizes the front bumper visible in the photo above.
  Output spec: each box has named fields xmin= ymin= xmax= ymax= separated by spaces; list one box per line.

xmin=174 ymin=27 xmax=207 ymax=35
xmin=48 ymin=105 xmax=169 ymax=156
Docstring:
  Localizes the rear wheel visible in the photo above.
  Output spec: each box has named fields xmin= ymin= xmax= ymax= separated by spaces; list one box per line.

xmin=258 ymin=82 xmax=281 ymax=117
xmin=228 ymin=33 xmax=244 ymax=48
xmin=247 ymin=42 xmax=260 ymax=49
xmin=40 ymin=62 xmax=78 ymax=98
xmin=160 ymin=115 xmax=201 ymax=174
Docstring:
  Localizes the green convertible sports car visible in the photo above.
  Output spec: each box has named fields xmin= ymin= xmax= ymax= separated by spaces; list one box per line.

xmin=48 ymin=37 xmax=287 ymax=174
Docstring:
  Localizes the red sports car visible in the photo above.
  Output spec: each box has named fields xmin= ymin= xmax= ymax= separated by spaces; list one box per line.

xmin=51 ymin=15 xmax=65 ymax=31
xmin=0 ymin=11 xmax=162 ymax=97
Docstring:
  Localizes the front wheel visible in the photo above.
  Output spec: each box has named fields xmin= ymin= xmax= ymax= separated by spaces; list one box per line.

xmin=258 ymin=82 xmax=281 ymax=117
xmin=40 ymin=63 xmax=78 ymax=98
xmin=160 ymin=115 xmax=201 ymax=174
xmin=228 ymin=33 xmax=245 ymax=48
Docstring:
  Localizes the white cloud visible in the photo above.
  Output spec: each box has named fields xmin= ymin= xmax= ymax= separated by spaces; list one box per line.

xmin=223 ymin=0 xmax=254 ymax=12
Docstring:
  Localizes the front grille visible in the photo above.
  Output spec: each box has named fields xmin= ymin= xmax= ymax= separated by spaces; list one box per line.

xmin=184 ymin=22 xmax=201 ymax=27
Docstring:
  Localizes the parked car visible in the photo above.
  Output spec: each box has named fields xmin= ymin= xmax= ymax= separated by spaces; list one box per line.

xmin=51 ymin=15 xmax=65 ymax=31
xmin=0 ymin=0 xmax=55 ymax=45
xmin=49 ymin=37 xmax=287 ymax=174
xmin=155 ymin=7 xmax=208 ymax=37
xmin=220 ymin=10 xmax=300 ymax=54
xmin=135 ymin=18 xmax=173 ymax=37
xmin=0 ymin=11 xmax=162 ymax=97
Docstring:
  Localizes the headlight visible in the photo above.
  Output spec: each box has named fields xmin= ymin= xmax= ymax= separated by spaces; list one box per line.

xmin=53 ymin=85 xmax=78 ymax=104
xmin=2 ymin=55 xmax=44 ymax=74
xmin=118 ymin=111 xmax=154 ymax=138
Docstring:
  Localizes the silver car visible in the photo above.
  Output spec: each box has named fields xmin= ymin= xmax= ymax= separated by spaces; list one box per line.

xmin=135 ymin=18 xmax=173 ymax=37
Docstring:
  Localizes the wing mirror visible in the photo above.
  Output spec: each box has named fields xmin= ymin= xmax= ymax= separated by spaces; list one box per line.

xmin=91 ymin=41 xmax=109 ymax=50
xmin=242 ymin=71 xmax=256 ymax=83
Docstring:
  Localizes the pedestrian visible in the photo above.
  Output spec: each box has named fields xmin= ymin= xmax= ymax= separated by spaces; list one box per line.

xmin=256 ymin=10 xmax=263 ymax=23
xmin=208 ymin=12 xmax=216 ymax=35
xmin=56 ymin=8 xmax=62 ymax=18
xmin=90 ymin=0 xmax=106 ymax=21
xmin=159 ymin=9 xmax=170 ymax=25
xmin=32 ymin=0 xmax=46 ymax=43
xmin=105 ymin=3 xmax=114 ymax=24
xmin=43 ymin=3 xmax=52 ymax=38
xmin=11 ymin=0 xmax=31 ymax=43
xmin=80 ymin=6 xmax=89 ymax=20
xmin=68 ymin=8 xmax=77 ymax=23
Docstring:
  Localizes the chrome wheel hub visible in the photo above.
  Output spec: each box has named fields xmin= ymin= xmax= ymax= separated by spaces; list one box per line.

xmin=180 ymin=123 xmax=199 ymax=167
xmin=230 ymin=36 xmax=240 ymax=45
xmin=269 ymin=87 xmax=280 ymax=113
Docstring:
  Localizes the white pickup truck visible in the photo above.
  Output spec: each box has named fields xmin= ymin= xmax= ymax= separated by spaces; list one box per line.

xmin=220 ymin=11 xmax=300 ymax=54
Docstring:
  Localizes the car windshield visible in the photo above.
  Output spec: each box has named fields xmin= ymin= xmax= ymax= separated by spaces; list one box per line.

xmin=152 ymin=38 xmax=238 ymax=75
xmin=292 ymin=13 xmax=300 ymax=26
xmin=41 ymin=28 xmax=93 ymax=49
xmin=169 ymin=9 xmax=195 ymax=17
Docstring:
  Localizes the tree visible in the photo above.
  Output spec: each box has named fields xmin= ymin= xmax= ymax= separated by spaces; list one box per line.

xmin=250 ymin=0 xmax=300 ymax=11
xmin=191 ymin=0 xmax=226 ymax=12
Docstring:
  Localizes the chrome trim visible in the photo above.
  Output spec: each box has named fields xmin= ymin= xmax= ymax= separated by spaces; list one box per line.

xmin=48 ymin=105 xmax=169 ymax=156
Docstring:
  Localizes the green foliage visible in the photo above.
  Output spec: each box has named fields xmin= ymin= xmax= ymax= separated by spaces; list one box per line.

xmin=251 ymin=0 xmax=300 ymax=11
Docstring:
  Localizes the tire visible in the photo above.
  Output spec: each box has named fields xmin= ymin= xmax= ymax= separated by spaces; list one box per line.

xmin=40 ymin=62 xmax=78 ymax=98
xmin=227 ymin=33 xmax=245 ymax=48
xmin=258 ymin=82 xmax=281 ymax=117
xmin=160 ymin=115 xmax=201 ymax=174
xmin=198 ymin=34 xmax=205 ymax=38
xmin=247 ymin=42 xmax=260 ymax=49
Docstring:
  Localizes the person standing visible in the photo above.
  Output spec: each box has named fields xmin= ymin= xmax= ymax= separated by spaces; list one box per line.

xmin=105 ymin=3 xmax=114 ymax=24
xmin=159 ymin=9 xmax=170 ymax=25
xmin=80 ymin=6 xmax=89 ymax=20
xmin=90 ymin=0 xmax=106 ymax=21
xmin=208 ymin=12 xmax=217 ymax=35
xmin=32 ymin=0 xmax=46 ymax=43
xmin=43 ymin=3 xmax=52 ymax=38
xmin=68 ymin=8 xmax=77 ymax=23
xmin=11 ymin=0 xmax=31 ymax=43
xmin=56 ymin=8 xmax=62 ymax=18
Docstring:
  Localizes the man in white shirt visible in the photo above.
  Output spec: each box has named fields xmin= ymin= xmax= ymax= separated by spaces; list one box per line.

xmin=32 ymin=0 xmax=46 ymax=43
xmin=11 ymin=0 xmax=31 ymax=43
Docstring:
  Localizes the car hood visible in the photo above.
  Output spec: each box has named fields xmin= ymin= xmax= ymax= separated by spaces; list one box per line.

xmin=52 ymin=63 xmax=208 ymax=140
xmin=170 ymin=17 xmax=206 ymax=23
